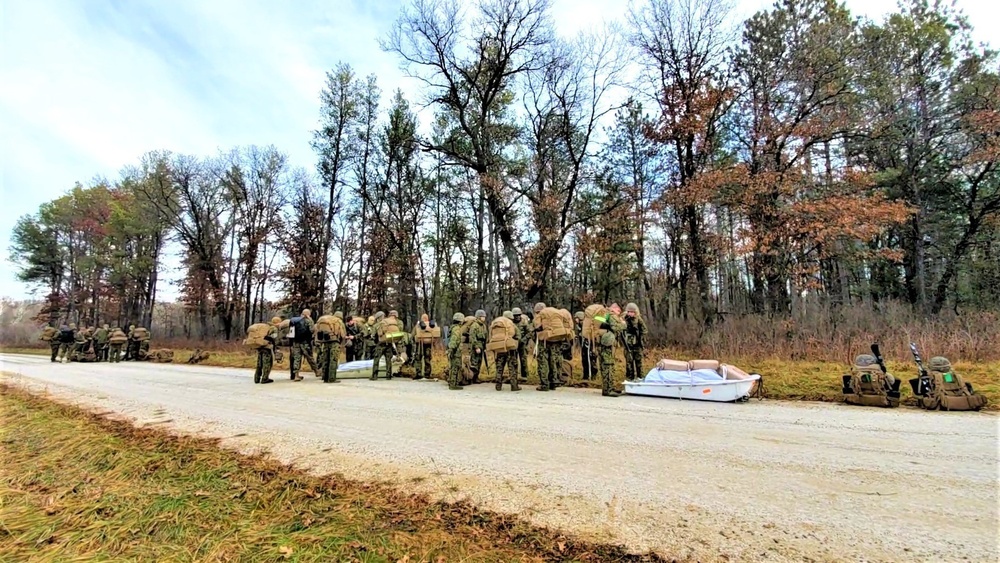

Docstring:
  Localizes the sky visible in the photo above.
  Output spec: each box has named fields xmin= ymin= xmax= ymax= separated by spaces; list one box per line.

xmin=1 ymin=0 xmax=997 ymax=301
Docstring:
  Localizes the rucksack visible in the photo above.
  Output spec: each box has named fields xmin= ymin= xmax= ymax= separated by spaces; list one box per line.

xmin=581 ymin=304 xmax=608 ymax=343
xmin=109 ymin=329 xmax=128 ymax=344
xmin=486 ymin=317 xmax=518 ymax=353
xmin=60 ymin=328 xmax=75 ymax=343
xmin=917 ymin=369 xmax=987 ymax=411
xmin=534 ymin=307 xmax=571 ymax=342
xmin=377 ymin=317 xmax=405 ymax=343
xmin=843 ymin=364 xmax=900 ymax=408
xmin=288 ymin=316 xmax=311 ymax=343
xmin=40 ymin=326 xmax=57 ymax=341
xmin=133 ymin=327 xmax=150 ymax=341
xmin=244 ymin=323 xmax=272 ymax=349
xmin=415 ymin=321 xmax=441 ymax=344
xmin=315 ymin=315 xmax=346 ymax=343
xmin=460 ymin=316 xmax=477 ymax=344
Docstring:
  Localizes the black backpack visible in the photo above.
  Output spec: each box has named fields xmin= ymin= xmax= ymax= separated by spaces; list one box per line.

xmin=290 ymin=316 xmax=312 ymax=343
xmin=60 ymin=328 xmax=75 ymax=343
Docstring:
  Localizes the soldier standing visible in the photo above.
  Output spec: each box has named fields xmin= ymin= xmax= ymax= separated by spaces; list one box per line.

xmin=125 ymin=324 xmax=137 ymax=361
xmin=413 ymin=313 xmax=436 ymax=380
xmin=40 ymin=323 xmax=59 ymax=362
xmin=598 ymin=304 xmax=625 ymax=397
xmin=494 ymin=311 xmax=521 ymax=392
xmin=447 ymin=312 xmax=465 ymax=390
xmin=623 ymin=302 xmax=647 ymax=381
xmin=576 ymin=311 xmax=597 ymax=380
xmin=369 ymin=311 xmax=389 ymax=380
xmin=468 ymin=310 xmax=487 ymax=384
xmin=56 ymin=323 xmax=76 ymax=363
xmin=317 ymin=311 xmax=346 ymax=384
xmin=533 ymin=303 xmax=559 ymax=392
xmin=512 ymin=307 xmax=530 ymax=383
xmin=94 ymin=324 xmax=109 ymax=362
xmin=72 ymin=325 xmax=88 ymax=361
xmin=364 ymin=316 xmax=377 ymax=360
xmin=289 ymin=309 xmax=318 ymax=381
xmin=108 ymin=327 xmax=127 ymax=363
xmin=254 ymin=317 xmax=281 ymax=385
xmin=344 ymin=316 xmax=361 ymax=363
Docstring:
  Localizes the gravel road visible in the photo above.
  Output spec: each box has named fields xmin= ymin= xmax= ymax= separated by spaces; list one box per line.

xmin=2 ymin=353 xmax=996 ymax=562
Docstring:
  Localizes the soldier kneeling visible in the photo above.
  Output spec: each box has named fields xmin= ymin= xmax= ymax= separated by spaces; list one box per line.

xmin=842 ymin=354 xmax=900 ymax=408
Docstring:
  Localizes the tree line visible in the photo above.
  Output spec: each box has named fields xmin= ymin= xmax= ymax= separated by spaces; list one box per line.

xmin=10 ymin=0 xmax=999 ymax=344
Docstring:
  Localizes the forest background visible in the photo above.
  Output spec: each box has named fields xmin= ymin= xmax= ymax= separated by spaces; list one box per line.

xmin=4 ymin=0 xmax=999 ymax=366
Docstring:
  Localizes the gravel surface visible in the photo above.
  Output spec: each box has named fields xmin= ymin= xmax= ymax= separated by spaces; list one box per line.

xmin=2 ymin=353 xmax=997 ymax=562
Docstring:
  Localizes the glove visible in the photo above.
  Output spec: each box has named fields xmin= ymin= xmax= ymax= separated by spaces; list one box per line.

xmin=600 ymin=322 xmax=611 ymax=330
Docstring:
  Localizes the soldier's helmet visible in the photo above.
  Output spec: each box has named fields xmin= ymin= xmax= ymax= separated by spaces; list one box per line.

xmin=103 ymin=324 xmax=109 ymax=330
xmin=69 ymin=323 xmax=77 ymax=329
xmin=929 ymin=356 xmax=952 ymax=372
xmin=452 ymin=312 xmax=465 ymax=322
xmin=574 ymin=311 xmax=584 ymax=320
xmin=503 ymin=310 xmax=513 ymax=320
xmin=388 ymin=310 xmax=398 ymax=317
xmin=334 ymin=310 xmax=344 ymax=319
xmin=271 ymin=316 xmax=282 ymax=325
xmin=533 ymin=302 xmax=546 ymax=313
xmin=626 ymin=302 xmax=639 ymax=314
xmin=302 ymin=308 xmax=312 ymax=318
xmin=375 ymin=311 xmax=386 ymax=320
xmin=367 ymin=315 xmax=375 ymax=324
xmin=475 ymin=309 xmax=486 ymax=318
xmin=512 ymin=307 xmax=523 ymax=316
xmin=854 ymin=354 xmax=877 ymax=367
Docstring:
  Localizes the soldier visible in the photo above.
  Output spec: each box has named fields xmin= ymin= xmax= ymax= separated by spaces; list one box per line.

xmin=512 ymin=307 xmax=530 ymax=383
xmin=623 ymin=302 xmax=647 ymax=381
xmin=134 ymin=325 xmax=151 ymax=361
xmin=108 ymin=327 xmax=127 ymax=363
xmin=369 ymin=311 xmax=389 ymax=381
xmin=495 ymin=311 xmax=521 ymax=392
xmin=40 ymin=322 xmax=59 ymax=362
xmin=467 ymin=309 xmax=487 ymax=384
xmin=447 ymin=312 xmax=465 ymax=390
xmin=533 ymin=302 xmax=559 ymax=392
xmin=317 ymin=311 xmax=346 ymax=384
xmin=413 ymin=313 xmax=436 ymax=380
xmin=125 ymin=324 xmax=137 ymax=361
xmin=72 ymin=325 xmax=88 ymax=361
xmin=289 ymin=309 xmax=318 ymax=381
xmin=598 ymin=304 xmax=625 ymax=397
xmin=364 ymin=315 xmax=377 ymax=360
xmin=94 ymin=324 xmax=110 ymax=362
xmin=57 ymin=323 xmax=76 ymax=363
xmin=254 ymin=317 xmax=281 ymax=384
xmin=344 ymin=316 xmax=361 ymax=363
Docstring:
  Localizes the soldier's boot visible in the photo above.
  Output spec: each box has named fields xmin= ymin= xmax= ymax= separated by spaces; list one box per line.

xmin=602 ymin=389 xmax=621 ymax=397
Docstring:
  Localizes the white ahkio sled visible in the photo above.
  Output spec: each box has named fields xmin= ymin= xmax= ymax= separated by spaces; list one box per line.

xmin=624 ymin=359 xmax=762 ymax=403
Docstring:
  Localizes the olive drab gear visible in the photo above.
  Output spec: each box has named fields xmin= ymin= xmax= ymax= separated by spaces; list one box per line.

xmin=377 ymin=315 xmax=405 ymax=343
xmin=625 ymin=302 xmax=640 ymax=314
xmin=512 ymin=307 xmax=523 ymax=316
xmin=40 ymin=326 xmax=57 ymax=341
xmin=133 ymin=327 xmax=150 ymax=341
xmin=503 ymin=310 xmax=513 ymax=320
xmin=315 ymin=314 xmax=346 ymax=343
xmin=147 ymin=349 xmax=174 ymax=363
xmin=581 ymin=304 xmax=609 ymax=343
xmin=915 ymin=356 xmax=987 ymax=411
xmin=842 ymin=354 xmax=901 ymax=408
xmin=414 ymin=316 xmax=441 ymax=343
xmin=244 ymin=323 xmax=273 ymax=349
xmin=534 ymin=307 xmax=572 ymax=342
xmin=487 ymin=316 xmax=518 ymax=353
xmin=109 ymin=328 xmax=128 ymax=344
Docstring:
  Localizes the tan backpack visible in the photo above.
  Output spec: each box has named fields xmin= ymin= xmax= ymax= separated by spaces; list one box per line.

xmin=534 ymin=307 xmax=571 ymax=342
xmin=919 ymin=369 xmax=987 ymax=411
xmin=133 ymin=327 xmax=150 ymax=341
xmin=581 ymin=304 xmax=608 ymax=343
xmin=40 ymin=326 xmax=57 ymax=341
xmin=315 ymin=315 xmax=346 ymax=342
xmin=377 ymin=317 xmax=405 ymax=343
xmin=109 ymin=329 xmax=128 ymax=344
xmin=843 ymin=364 xmax=899 ymax=408
xmin=558 ymin=309 xmax=574 ymax=339
xmin=486 ymin=317 xmax=518 ymax=353
xmin=415 ymin=322 xmax=441 ymax=344
xmin=244 ymin=323 xmax=272 ymax=349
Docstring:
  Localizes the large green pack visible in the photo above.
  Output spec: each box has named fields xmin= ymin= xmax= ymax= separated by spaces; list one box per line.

xmin=843 ymin=364 xmax=900 ymax=408
xmin=917 ymin=369 xmax=987 ymax=411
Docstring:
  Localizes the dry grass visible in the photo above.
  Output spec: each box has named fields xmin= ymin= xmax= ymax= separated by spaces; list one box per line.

xmin=0 ymin=385 xmax=665 ymax=563
xmin=4 ymin=344 xmax=996 ymax=410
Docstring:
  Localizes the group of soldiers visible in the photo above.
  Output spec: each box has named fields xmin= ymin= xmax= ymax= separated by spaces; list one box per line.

xmin=39 ymin=323 xmax=150 ymax=363
xmin=248 ymin=301 xmax=648 ymax=399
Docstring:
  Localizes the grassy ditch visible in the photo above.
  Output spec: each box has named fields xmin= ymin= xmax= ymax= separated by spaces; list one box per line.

xmin=0 ymin=385 xmax=664 ymax=562
xmin=3 ymin=344 xmax=997 ymax=410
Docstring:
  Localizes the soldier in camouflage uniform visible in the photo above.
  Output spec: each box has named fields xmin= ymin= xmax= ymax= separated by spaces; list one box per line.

xmin=413 ymin=313 xmax=435 ymax=380
xmin=125 ymin=324 xmax=137 ymax=361
xmin=93 ymin=324 xmax=109 ymax=362
xmin=533 ymin=303 xmax=559 ymax=392
xmin=364 ymin=316 xmax=376 ymax=360
xmin=108 ymin=327 xmax=127 ymax=363
xmin=72 ymin=326 xmax=89 ymax=361
xmin=289 ymin=309 xmax=318 ymax=381
xmin=41 ymin=323 xmax=59 ymax=362
xmin=447 ymin=312 xmax=465 ymax=390
xmin=318 ymin=311 xmax=346 ymax=384
xmin=369 ymin=311 xmax=390 ymax=381
xmin=623 ymin=303 xmax=647 ymax=381
xmin=575 ymin=311 xmax=597 ymax=380
xmin=494 ymin=311 xmax=521 ymax=392
xmin=255 ymin=317 xmax=281 ymax=384
xmin=344 ymin=316 xmax=361 ymax=363
xmin=598 ymin=304 xmax=624 ymax=397
xmin=57 ymin=323 xmax=76 ymax=363
xmin=512 ymin=307 xmax=530 ymax=383
xmin=468 ymin=309 xmax=487 ymax=384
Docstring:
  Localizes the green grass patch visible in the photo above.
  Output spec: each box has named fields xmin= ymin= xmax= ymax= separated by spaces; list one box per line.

xmin=0 ymin=385 xmax=664 ymax=562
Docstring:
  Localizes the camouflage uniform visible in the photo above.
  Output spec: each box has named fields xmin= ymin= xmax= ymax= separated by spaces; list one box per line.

xmin=598 ymin=306 xmax=625 ymax=397
xmin=72 ymin=327 xmax=88 ymax=361
xmin=344 ymin=318 xmax=361 ymax=363
xmin=109 ymin=328 xmax=126 ymax=363
xmin=495 ymin=311 xmax=520 ymax=391
xmin=42 ymin=325 xmax=60 ymax=362
xmin=94 ymin=325 xmax=110 ymax=362
xmin=290 ymin=310 xmax=318 ymax=381
xmin=468 ymin=310 xmax=487 ymax=383
xmin=622 ymin=303 xmax=647 ymax=381
xmin=363 ymin=317 xmax=376 ymax=360
xmin=318 ymin=311 xmax=345 ymax=383
xmin=255 ymin=318 xmax=280 ymax=384
xmin=369 ymin=311 xmax=392 ymax=381
xmin=414 ymin=314 xmax=435 ymax=380
xmin=512 ymin=308 xmax=530 ymax=382
xmin=532 ymin=303 xmax=559 ymax=391
xmin=125 ymin=325 xmax=138 ymax=361
xmin=136 ymin=328 xmax=151 ymax=360
xmin=575 ymin=311 xmax=597 ymax=380
xmin=57 ymin=324 xmax=76 ymax=363
xmin=447 ymin=313 xmax=465 ymax=390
